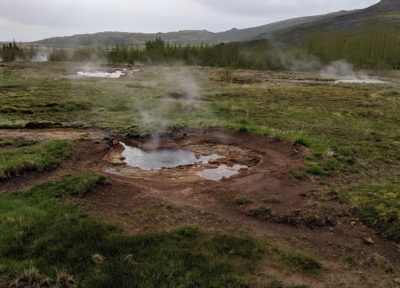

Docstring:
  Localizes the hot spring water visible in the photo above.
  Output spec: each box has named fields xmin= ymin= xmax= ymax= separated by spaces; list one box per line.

xmin=120 ymin=143 xmax=247 ymax=180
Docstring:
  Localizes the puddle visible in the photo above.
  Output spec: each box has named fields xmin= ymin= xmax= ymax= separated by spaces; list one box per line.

xmin=118 ymin=143 xmax=248 ymax=181
xmin=121 ymin=143 xmax=198 ymax=170
xmin=77 ymin=71 xmax=125 ymax=78
xmin=197 ymin=164 xmax=248 ymax=181
xmin=335 ymin=79 xmax=387 ymax=84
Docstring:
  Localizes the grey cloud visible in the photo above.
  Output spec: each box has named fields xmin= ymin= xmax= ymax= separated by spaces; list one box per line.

xmin=194 ymin=0 xmax=379 ymax=18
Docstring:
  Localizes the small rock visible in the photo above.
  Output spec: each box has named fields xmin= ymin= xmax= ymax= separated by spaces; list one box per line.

xmin=363 ymin=237 xmax=375 ymax=245
xmin=394 ymin=278 xmax=400 ymax=285
xmin=351 ymin=221 xmax=357 ymax=226
xmin=124 ymin=254 xmax=140 ymax=266
xmin=327 ymin=149 xmax=338 ymax=157
xmin=112 ymin=139 xmax=119 ymax=145
xmin=91 ymin=253 xmax=105 ymax=264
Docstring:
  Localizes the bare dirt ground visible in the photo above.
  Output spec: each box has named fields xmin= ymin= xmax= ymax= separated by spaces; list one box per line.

xmin=1 ymin=128 xmax=399 ymax=287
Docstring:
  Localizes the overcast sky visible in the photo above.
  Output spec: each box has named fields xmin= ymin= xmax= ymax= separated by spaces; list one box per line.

xmin=0 ymin=0 xmax=379 ymax=42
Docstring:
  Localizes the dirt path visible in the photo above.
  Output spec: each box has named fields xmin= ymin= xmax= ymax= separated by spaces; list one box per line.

xmin=0 ymin=128 xmax=107 ymax=141
xmin=1 ymin=128 xmax=399 ymax=287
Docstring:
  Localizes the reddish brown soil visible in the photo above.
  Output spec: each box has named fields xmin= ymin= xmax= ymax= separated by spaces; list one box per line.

xmin=1 ymin=127 xmax=399 ymax=287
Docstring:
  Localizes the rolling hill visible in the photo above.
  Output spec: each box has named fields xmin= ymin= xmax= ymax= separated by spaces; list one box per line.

xmin=30 ymin=0 xmax=400 ymax=69
xmin=32 ymin=9 xmax=357 ymax=47
xmin=33 ymin=0 xmax=399 ymax=49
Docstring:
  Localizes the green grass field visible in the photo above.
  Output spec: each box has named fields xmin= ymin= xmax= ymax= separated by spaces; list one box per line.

xmin=2 ymin=63 xmax=399 ymax=242
xmin=0 ymin=62 xmax=399 ymax=286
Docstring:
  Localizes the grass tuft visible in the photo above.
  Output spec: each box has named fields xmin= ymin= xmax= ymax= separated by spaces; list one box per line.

xmin=284 ymin=252 xmax=322 ymax=274
xmin=0 ymin=139 xmax=72 ymax=180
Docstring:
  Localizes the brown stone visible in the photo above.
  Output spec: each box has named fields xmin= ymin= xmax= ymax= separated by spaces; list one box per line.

xmin=363 ymin=237 xmax=375 ymax=245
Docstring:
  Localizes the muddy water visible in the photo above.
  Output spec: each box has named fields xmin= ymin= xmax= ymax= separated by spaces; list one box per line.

xmin=120 ymin=143 xmax=246 ymax=180
xmin=121 ymin=143 xmax=198 ymax=170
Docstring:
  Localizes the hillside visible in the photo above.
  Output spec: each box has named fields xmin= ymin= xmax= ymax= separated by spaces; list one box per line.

xmin=272 ymin=0 xmax=400 ymax=68
xmin=278 ymin=0 xmax=400 ymax=40
xmin=33 ymin=0 xmax=400 ymax=48
xmin=34 ymin=10 xmax=353 ymax=47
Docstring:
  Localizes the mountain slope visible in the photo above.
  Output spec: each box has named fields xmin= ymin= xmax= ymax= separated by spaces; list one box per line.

xmin=33 ymin=10 xmax=353 ymax=47
xmin=275 ymin=0 xmax=400 ymax=68
xmin=34 ymin=0 xmax=399 ymax=47
xmin=276 ymin=0 xmax=400 ymax=41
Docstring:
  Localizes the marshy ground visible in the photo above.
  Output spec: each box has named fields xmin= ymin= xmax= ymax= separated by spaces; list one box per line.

xmin=0 ymin=62 xmax=399 ymax=287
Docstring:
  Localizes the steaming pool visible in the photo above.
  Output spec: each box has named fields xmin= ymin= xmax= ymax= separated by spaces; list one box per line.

xmin=119 ymin=143 xmax=248 ymax=181
xmin=335 ymin=79 xmax=388 ymax=84
xmin=77 ymin=70 xmax=125 ymax=78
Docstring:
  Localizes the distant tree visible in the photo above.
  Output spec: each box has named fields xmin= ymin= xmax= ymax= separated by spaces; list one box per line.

xmin=0 ymin=40 xmax=24 ymax=61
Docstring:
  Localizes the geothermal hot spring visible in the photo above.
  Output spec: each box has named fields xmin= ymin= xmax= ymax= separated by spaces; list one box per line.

xmin=77 ymin=70 xmax=125 ymax=78
xmin=119 ymin=143 xmax=248 ymax=181
xmin=77 ymin=68 xmax=141 ymax=78
xmin=334 ymin=79 xmax=388 ymax=84
xmin=103 ymin=135 xmax=256 ymax=182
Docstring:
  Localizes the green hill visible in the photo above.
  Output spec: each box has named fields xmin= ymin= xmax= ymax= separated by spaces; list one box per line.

xmin=32 ymin=0 xmax=400 ymax=69
xmin=276 ymin=0 xmax=400 ymax=68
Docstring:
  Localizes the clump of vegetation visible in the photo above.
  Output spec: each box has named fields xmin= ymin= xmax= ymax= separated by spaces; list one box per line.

xmin=273 ymin=206 xmax=337 ymax=228
xmin=288 ymin=170 xmax=307 ymax=181
xmin=246 ymin=206 xmax=273 ymax=220
xmin=0 ymin=138 xmax=37 ymax=148
xmin=347 ymin=183 xmax=400 ymax=242
xmin=234 ymin=197 xmax=253 ymax=205
xmin=284 ymin=252 xmax=322 ymax=274
xmin=263 ymin=197 xmax=283 ymax=204
xmin=0 ymin=139 xmax=72 ymax=180
xmin=0 ymin=175 xmax=263 ymax=287
xmin=211 ymin=234 xmax=260 ymax=258
xmin=266 ymin=282 xmax=311 ymax=288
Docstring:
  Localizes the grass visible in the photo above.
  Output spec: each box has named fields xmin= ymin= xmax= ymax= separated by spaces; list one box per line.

xmin=246 ymin=206 xmax=273 ymax=220
xmin=0 ymin=174 xmax=265 ymax=287
xmin=1 ymin=62 xmax=400 ymax=243
xmin=266 ymin=282 xmax=310 ymax=288
xmin=346 ymin=182 xmax=400 ymax=242
xmin=234 ymin=197 xmax=253 ymax=205
xmin=283 ymin=252 xmax=322 ymax=274
xmin=0 ymin=139 xmax=72 ymax=179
